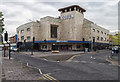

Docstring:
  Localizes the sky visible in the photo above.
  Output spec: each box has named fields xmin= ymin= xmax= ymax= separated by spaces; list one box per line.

xmin=0 ymin=0 xmax=119 ymax=37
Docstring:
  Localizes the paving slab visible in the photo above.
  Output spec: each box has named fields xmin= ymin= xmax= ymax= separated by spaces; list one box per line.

xmin=2 ymin=57 xmax=42 ymax=81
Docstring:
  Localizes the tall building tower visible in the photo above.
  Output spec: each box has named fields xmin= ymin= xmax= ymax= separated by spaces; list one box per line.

xmin=58 ymin=5 xmax=86 ymax=41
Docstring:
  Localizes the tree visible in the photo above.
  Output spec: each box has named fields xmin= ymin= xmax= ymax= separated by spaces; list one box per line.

xmin=0 ymin=11 xmax=4 ymax=33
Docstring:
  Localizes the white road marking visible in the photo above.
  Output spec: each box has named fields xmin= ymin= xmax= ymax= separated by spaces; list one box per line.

xmin=39 ymin=69 xmax=43 ymax=74
xmin=27 ymin=62 xmax=28 ymax=66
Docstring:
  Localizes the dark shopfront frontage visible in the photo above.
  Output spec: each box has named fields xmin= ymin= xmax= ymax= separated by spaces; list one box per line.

xmin=35 ymin=40 xmax=91 ymax=51
xmin=17 ymin=40 xmax=109 ymax=51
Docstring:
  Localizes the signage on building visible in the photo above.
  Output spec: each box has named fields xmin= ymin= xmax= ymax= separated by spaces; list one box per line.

xmin=61 ymin=14 xmax=74 ymax=20
xmin=110 ymin=42 xmax=113 ymax=44
xmin=56 ymin=40 xmax=68 ymax=42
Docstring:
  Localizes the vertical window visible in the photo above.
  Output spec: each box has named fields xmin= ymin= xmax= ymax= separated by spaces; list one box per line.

xmin=51 ymin=25 xmax=58 ymax=38
xmin=97 ymin=36 xmax=99 ymax=40
xmin=101 ymin=37 xmax=103 ymax=41
xmin=21 ymin=36 xmax=24 ymax=40
xmin=93 ymin=29 xmax=95 ymax=32
xmin=27 ymin=36 xmax=30 ymax=40
xmin=105 ymin=38 xmax=106 ymax=41
xmin=21 ymin=30 xmax=24 ymax=33
xmin=101 ymin=31 xmax=103 ymax=34
xmin=93 ymin=37 xmax=95 ymax=43
xmin=27 ymin=28 xmax=30 ymax=31
xmin=97 ymin=30 xmax=99 ymax=33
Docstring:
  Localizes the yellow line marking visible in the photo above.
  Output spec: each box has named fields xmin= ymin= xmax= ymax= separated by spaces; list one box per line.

xmin=46 ymin=74 xmax=57 ymax=80
xmin=43 ymin=74 xmax=59 ymax=82
xmin=40 ymin=76 xmax=48 ymax=80
xmin=44 ymin=75 xmax=53 ymax=80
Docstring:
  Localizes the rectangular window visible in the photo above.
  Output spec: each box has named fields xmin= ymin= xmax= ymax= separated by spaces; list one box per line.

xmin=97 ymin=30 xmax=99 ymax=33
xmin=27 ymin=36 xmax=30 ymax=40
xmin=93 ymin=37 xmax=95 ymax=43
xmin=27 ymin=28 xmax=30 ymax=31
xmin=17 ymin=31 xmax=19 ymax=34
xmin=21 ymin=30 xmax=24 ymax=33
xmin=101 ymin=31 xmax=103 ymax=34
xmin=21 ymin=36 xmax=24 ymax=40
xmin=51 ymin=25 xmax=58 ymax=38
xmin=105 ymin=38 xmax=106 ymax=41
xmin=101 ymin=37 xmax=103 ymax=41
xmin=97 ymin=36 xmax=99 ymax=40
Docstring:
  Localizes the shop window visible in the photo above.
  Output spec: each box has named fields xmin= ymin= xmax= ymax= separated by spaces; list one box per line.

xmin=77 ymin=45 xmax=81 ymax=48
xmin=42 ymin=45 xmax=47 ymax=48
xmin=51 ymin=25 xmax=58 ymax=38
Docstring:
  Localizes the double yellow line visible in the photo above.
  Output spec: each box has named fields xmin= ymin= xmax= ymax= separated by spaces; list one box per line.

xmin=40 ymin=74 xmax=59 ymax=82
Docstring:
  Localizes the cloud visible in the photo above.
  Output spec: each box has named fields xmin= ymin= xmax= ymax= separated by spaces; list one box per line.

xmin=0 ymin=1 xmax=118 ymax=37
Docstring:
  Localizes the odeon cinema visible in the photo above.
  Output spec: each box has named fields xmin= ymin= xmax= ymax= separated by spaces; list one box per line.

xmin=17 ymin=5 xmax=109 ymax=51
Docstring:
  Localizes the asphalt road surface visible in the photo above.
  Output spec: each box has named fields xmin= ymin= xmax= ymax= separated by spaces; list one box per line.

xmin=5 ymin=50 xmax=119 ymax=80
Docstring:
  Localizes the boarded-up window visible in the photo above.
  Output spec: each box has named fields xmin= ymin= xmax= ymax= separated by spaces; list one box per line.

xmin=51 ymin=25 xmax=58 ymax=38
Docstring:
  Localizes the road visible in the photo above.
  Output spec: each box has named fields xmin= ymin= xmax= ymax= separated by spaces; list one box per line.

xmin=5 ymin=50 xmax=119 ymax=80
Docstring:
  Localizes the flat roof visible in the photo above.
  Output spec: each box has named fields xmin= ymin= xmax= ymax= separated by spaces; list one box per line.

xmin=58 ymin=5 xmax=86 ymax=12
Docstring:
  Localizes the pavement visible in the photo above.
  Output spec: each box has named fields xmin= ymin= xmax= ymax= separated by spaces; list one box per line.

xmin=2 ymin=57 xmax=42 ymax=81
xmin=0 ymin=51 xmax=43 ymax=81
xmin=15 ymin=51 xmax=85 ymax=57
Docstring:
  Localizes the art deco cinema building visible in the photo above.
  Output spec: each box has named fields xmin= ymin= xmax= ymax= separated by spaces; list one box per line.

xmin=17 ymin=5 xmax=109 ymax=51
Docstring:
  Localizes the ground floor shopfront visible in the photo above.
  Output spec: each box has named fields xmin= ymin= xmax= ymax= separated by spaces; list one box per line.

xmin=17 ymin=40 xmax=109 ymax=51
xmin=35 ymin=40 xmax=91 ymax=51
